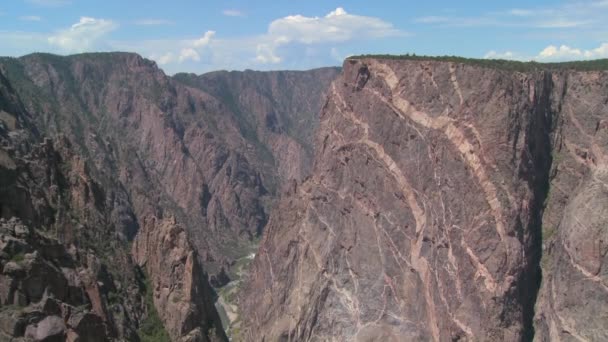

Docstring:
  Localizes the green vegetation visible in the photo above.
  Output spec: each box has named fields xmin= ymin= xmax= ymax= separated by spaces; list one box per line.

xmin=543 ymin=226 xmax=556 ymax=242
xmin=138 ymin=276 xmax=171 ymax=342
xmin=107 ymin=290 xmax=120 ymax=304
xmin=10 ymin=252 xmax=25 ymax=263
xmin=347 ymin=54 xmax=608 ymax=72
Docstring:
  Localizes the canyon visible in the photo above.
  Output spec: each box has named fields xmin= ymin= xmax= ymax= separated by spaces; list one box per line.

xmin=0 ymin=52 xmax=338 ymax=341
xmin=0 ymin=52 xmax=606 ymax=341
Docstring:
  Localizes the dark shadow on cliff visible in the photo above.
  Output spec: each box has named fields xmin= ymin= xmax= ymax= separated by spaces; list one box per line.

xmin=517 ymin=71 xmax=558 ymax=341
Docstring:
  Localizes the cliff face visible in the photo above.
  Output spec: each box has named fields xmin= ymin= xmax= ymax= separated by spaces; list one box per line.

xmin=240 ymin=58 xmax=608 ymax=341
xmin=2 ymin=52 xmax=267 ymax=268
xmin=2 ymin=51 xmax=605 ymax=341
xmin=0 ymin=52 xmax=338 ymax=267
xmin=174 ymin=67 xmax=340 ymax=190
xmin=0 ymin=52 xmax=338 ymax=340
xmin=0 ymin=61 xmax=226 ymax=341
xmin=534 ymin=71 xmax=608 ymax=341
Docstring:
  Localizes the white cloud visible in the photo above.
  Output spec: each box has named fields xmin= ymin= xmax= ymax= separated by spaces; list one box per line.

xmin=156 ymin=53 xmax=174 ymax=65
xmin=538 ymin=45 xmax=582 ymax=59
xmin=267 ymin=7 xmax=405 ymax=45
xmin=536 ymin=43 xmax=608 ymax=60
xmin=253 ymin=7 xmax=405 ymax=64
xmin=223 ymin=9 xmax=245 ymax=17
xmin=48 ymin=17 xmax=118 ymax=52
xmin=484 ymin=50 xmax=518 ymax=59
xmin=255 ymin=44 xmax=281 ymax=64
xmin=19 ymin=15 xmax=42 ymax=21
xmin=179 ymin=48 xmax=200 ymax=62
xmin=134 ymin=19 xmax=173 ymax=26
xmin=25 ymin=0 xmax=71 ymax=7
xmin=192 ymin=31 xmax=215 ymax=48
xmin=108 ymin=7 xmax=404 ymax=72
xmin=142 ymin=31 xmax=215 ymax=67
xmin=584 ymin=43 xmax=608 ymax=57
xmin=483 ymin=42 xmax=608 ymax=62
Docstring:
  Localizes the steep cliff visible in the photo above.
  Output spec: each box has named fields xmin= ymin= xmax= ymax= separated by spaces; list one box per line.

xmin=533 ymin=70 xmax=608 ymax=341
xmin=0 ymin=52 xmax=268 ymax=269
xmin=240 ymin=57 xmax=608 ymax=341
xmin=0 ymin=52 xmax=338 ymax=340
xmin=174 ymin=67 xmax=340 ymax=190
xmin=172 ymin=67 xmax=340 ymax=337
xmin=0 ymin=61 xmax=226 ymax=341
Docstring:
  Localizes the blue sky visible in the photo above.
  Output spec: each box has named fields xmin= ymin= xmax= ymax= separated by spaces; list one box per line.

xmin=1 ymin=0 xmax=607 ymax=74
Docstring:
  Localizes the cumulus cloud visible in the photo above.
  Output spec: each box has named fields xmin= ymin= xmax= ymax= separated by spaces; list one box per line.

xmin=255 ymin=44 xmax=281 ymax=64
xmin=538 ymin=45 xmax=583 ymax=59
xmin=254 ymin=7 xmax=405 ymax=64
xmin=144 ymin=30 xmax=215 ymax=67
xmin=223 ymin=10 xmax=245 ymax=17
xmin=156 ymin=53 xmax=174 ymax=65
xmin=179 ymin=48 xmax=200 ymax=62
xmin=267 ymin=7 xmax=404 ymax=44
xmin=484 ymin=42 xmax=608 ymax=62
xmin=115 ymin=7 xmax=405 ymax=72
xmin=192 ymin=31 xmax=215 ymax=48
xmin=48 ymin=17 xmax=117 ymax=52
xmin=536 ymin=43 xmax=608 ymax=60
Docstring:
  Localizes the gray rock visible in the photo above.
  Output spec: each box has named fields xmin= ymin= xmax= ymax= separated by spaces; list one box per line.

xmin=24 ymin=315 xmax=65 ymax=341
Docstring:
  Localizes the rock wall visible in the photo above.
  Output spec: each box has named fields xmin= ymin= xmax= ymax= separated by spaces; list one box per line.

xmin=240 ymin=58 xmax=608 ymax=341
xmin=0 ymin=52 xmax=338 ymax=341
xmin=534 ymin=70 xmax=608 ymax=341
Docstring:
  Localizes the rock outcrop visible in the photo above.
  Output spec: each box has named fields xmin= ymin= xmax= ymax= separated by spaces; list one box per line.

xmin=0 ymin=54 xmax=229 ymax=341
xmin=240 ymin=57 xmax=608 ymax=341
xmin=132 ymin=216 xmax=225 ymax=341
xmin=0 ymin=217 xmax=114 ymax=341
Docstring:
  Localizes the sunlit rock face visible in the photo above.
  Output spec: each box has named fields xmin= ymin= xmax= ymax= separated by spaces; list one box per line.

xmin=240 ymin=58 xmax=608 ymax=341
